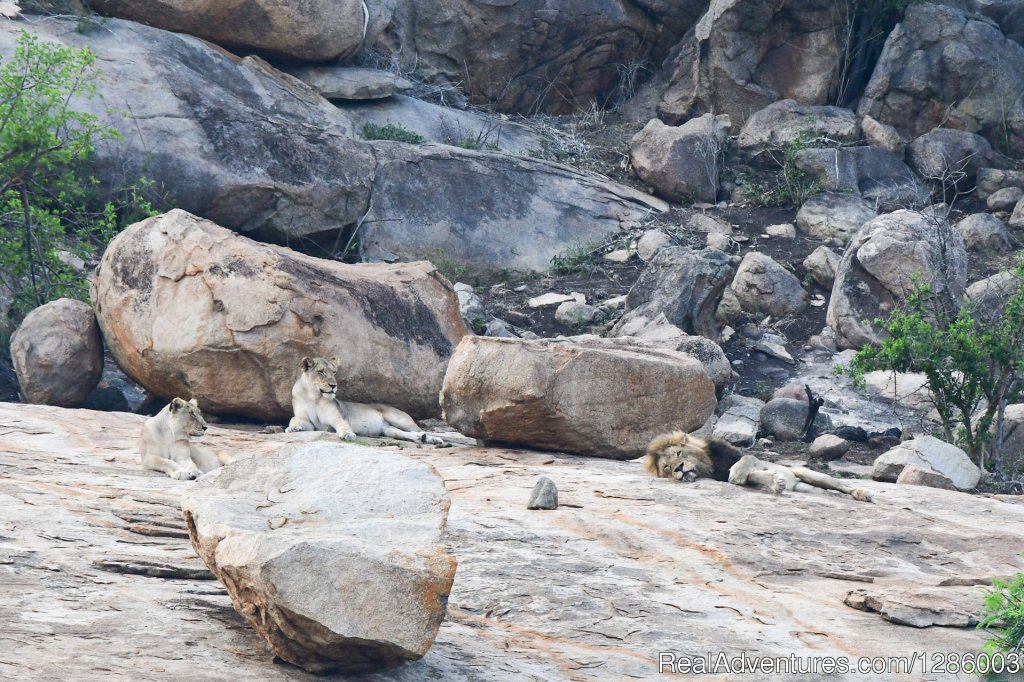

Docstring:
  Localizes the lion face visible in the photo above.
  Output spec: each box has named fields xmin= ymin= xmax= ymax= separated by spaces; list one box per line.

xmin=169 ymin=397 xmax=207 ymax=438
xmin=652 ymin=448 xmax=711 ymax=481
xmin=644 ymin=431 xmax=713 ymax=481
xmin=300 ymin=356 xmax=339 ymax=397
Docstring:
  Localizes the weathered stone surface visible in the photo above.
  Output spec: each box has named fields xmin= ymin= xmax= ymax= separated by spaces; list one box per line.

xmin=9 ymin=298 xmax=103 ymax=407
xmin=844 ymin=587 xmax=982 ymax=628
xmin=861 ymin=114 xmax=904 ymax=156
xmin=987 ymin=186 xmax=1024 ymax=211
xmin=554 ymin=302 xmax=605 ymax=326
xmin=613 ymin=247 xmax=735 ymax=340
xmin=907 ymin=129 xmax=1001 ymax=188
xmin=712 ymin=394 xmax=763 ymax=446
xmin=440 ymin=336 xmax=716 ymax=459
xmin=736 ymin=100 xmax=859 ymax=159
xmin=966 ymin=271 xmax=1020 ymax=324
xmin=614 ymin=315 xmax=732 ymax=390
xmin=636 ymin=229 xmax=671 ymax=262
xmin=2 ymin=402 xmax=1020 ymax=680
xmin=92 ymin=210 xmax=467 ymax=420
xmin=795 ymin=193 xmax=876 ymax=245
xmin=873 ymin=436 xmax=981 ymax=491
xmin=1010 ymin=196 xmax=1024 ymax=230
xmin=955 ymin=213 xmax=1012 ymax=253
xmin=526 ymin=477 xmax=558 ymax=510
xmin=862 ymin=371 xmax=934 ymax=412
xmin=181 ymin=442 xmax=455 ymax=674
xmin=809 ymin=434 xmax=850 ymax=461
xmin=759 ymin=397 xmax=830 ymax=442
xmin=803 ymin=246 xmax=841 ymax=289
xmin=794 ymin=146 xmax=928 ymax=210
xmin=977 ymin=168 xmax=1024 ymax=199
xmin=1001 ymin=404 xmax=1024 ymax=475
xmin=730 ymin=252 xmax=808 ymax=317
xmin=858 ymin=2 xmax=1024 ymax=156
xmin=628 ymin=114 xmax=730 ymax=203
xmin=896 ymin=464 xmax=957 ymax=491
xmin=765 ymin=223 xmax=796 ymax=239
xmin=359 ymin=144 xmax=666 ymax=273
xmin=658 ymin=0 xmax=849 ymax=127
xmin=827 ymin=210 xmax=967 ymax=350
xmin=285 ymin=67 xmax=413 ymax=100
xmin=85 ymin=0 xmax=370 ymax=60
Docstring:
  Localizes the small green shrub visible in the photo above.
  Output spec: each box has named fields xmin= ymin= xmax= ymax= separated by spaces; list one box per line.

xmin=978 ymin=571 xmax=1024 ymax=679
xmin=549 ymin=240 xmax=604 ymax=276
xmin=361 ymin=121 xmax=425 ymax=144
xmin=840 ymin=263 xmax=1024 ymax=476
xmin=429 ymin=248 xmax=467 ymax=283
xmin=760 ymin=135 xmax=822 ymax=206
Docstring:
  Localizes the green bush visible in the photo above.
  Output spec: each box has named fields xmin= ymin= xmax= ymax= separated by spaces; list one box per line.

xmin=978 ymin=571 xmax=1024 ymax=678
xmin=0 ymin=30 xmax=155 ymax=319
xmin=361 ymin=121 xmax=426 ymax=144
xmin=842 ymin=263 xmax=1024 ymax=476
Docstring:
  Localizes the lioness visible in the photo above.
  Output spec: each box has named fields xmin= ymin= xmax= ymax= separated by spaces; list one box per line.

xmin=645 ymin=431 xmax=872 ymax=502
xmin=285 ymin=357 xmax=445 ymax=445
xmin=140 ymin=398 xmax=227 ymax=480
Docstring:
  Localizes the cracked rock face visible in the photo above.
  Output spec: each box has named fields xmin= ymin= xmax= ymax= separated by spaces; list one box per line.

xmin=181 ymin=441 xmax=456 ymax=674
xmin=91 ymin=209 xmax=467 ymax=420
xmin=440 ymin=335 xmax=716 ymax=459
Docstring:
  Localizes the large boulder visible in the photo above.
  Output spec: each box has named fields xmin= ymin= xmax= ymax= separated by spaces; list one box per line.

xmin=440 ymin=336 xmax=717 ymax=459
xmin=907 ymin=129 xmax=1001 ymax=188
xmin=794 ymin=146 xmax=928 ymax=210
xmin=872 ymin=436 xmax=981 ymax=491
xmin=85 ymin=0 xmax=369 ymax=60
xmin=795 ymin=193 xmax=876 ymax=245
xmin=977 ymin=168 xmax=1024 ymax=199
xmin=181 ymin=441 xmax=456 ymax=674
xmin=612 ymin=247 xmax=735 ymax=340
xmin=966 ymin=271 xmax=1020 ymax=324
xmin=954 ymin=213 xmax=1012 ymax=254
xmin=803 ymin=246 xmax=841 ymax=289
xmin=613 ymin=314 xmax=732 ymax=389
xmin=373 ymin=0 xmax=707 ymax=114
xmin=628 ymin=114 xmax=731 ymax=203
xmin=736 ymin=100 xmax=859 ymax=159
xmin=91 ymin=210 xmax=467 ymax=420
xmin=657 ymin=0 xmax=850 ymax=127
xmin=730 ymin=252 xmax=808 ymax=317
xmin=9 ymin=299 xmax=103 ymax=407
xmin=858 ymin=2 xmax=1024 ymax=156
xmin=827 ymin=210 xmax=967 ymax=350
xmin=759 ymin=397 xmax=831 ymax=442
xmin=359 ymin=144 xmax=667 ymax=273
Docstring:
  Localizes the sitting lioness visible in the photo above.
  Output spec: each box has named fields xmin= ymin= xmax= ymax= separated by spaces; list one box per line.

xmin=140 ymin=398 xmax=227 ymax=480
xmin=645 ymin=431 xmax=872 ymax=502
xmin=285 ymin=357 xmax=444 ymax=446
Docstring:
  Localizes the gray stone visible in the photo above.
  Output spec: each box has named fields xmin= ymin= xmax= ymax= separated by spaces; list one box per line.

xmin=872 ymin=436 xmax=981 ymax=490
xmin=730 ymin=252 xmax=808 ymax=317
xmin=794 ymin=146 xmax=928 ymax=210
xmin=555 ymin=302 xmax=605 ymax=327
xmin=527 ymin=477 xmax=558 ymax=510
xmin=614 ymin=315 xmax=732 ymax=390
xmin=628 ymin=114 xmax=731 ymax=203
xmin=440 ymin=336 xmax=716 ymax=459
xmin=966 ymin=271 xmax=1020 ymax=325
xmin=987 ymin=186 xmax=1024 ymax=211
xmin=1010 ymin=196 xmax=1024 ymax=229
xmin=712 ymin=395 xmax=764 ymax=446
xmin=803 ymin=246 xmax=841 ymax=289
xmin=795 ymin=193 xmax=876 ymax=245
xmin=977 ymin=168 xmax=1024 ymax=199
xmin=736 ymin=100 xmax=859 ymax=159
xmin=907 ymin=129 xmax=1000 ymax=188
xmin=636 ymin=229 xmax=671 ymax=262
xmin=809 ymin=434 xmax=850 ymax=461
xmin=759 ymin=398 xmax=831 ymax=442
xmin=613 ymin=247 xmax=735 ymax=340
xmin=182 ymin=442 xmax=456 ymax=674
xmin=10 ymin=298 xmax=103 ymax=407
xmin=827 ymin=210 xmax=967 ymax=350
xmin=954 ymin=213 xmax=1012 ymax=253
xmin=896 ymin=464 xmax=957 ymax=491
xmin=765 ymin=223 xmax=796 ymax=239
xmin=455 ymin=283 xmax=487 ymax=326
xmin=861 ymin=115 xmax=904 ymax=155
xmin=845 ymin=587 xmax=981 ymax=628
xmin=286 ymin=67 xmax=413 ymax=100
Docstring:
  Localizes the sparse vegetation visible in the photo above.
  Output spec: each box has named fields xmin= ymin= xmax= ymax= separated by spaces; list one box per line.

xmin=0 ymin=30 xmax=156 ymax=324
xmin=978 ymin=570 xmax=1024 ymax=678
xmin=361 ymin=121 xmax=426 ymax=144
xmin=841 ymin=263 xmax=1024 ymax=478
xmin=760 ymin=135 xmax=823 ymax=206
xmin=430 ymin=248 xmax=467 ymax=283
xmin=549 ymin=239 xmax=605 ymax=276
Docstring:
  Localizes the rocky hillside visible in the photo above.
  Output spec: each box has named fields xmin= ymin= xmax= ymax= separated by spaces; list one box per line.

xmin=1 ymin=0 xmax=1024 ymax=677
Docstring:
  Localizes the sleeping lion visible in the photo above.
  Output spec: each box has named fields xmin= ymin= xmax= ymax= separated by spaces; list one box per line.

xmin=644 ymin=431 xmax=872 ymax=502
xmin=284 ymin=356 xmax=445 ymax=446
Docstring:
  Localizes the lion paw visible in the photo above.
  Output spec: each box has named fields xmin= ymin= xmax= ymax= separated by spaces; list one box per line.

xmin=851 ymin=488 xmax=873 ymax=503
xmin=423 ymin=434 xmax=445 ymax=446
xmin=767 ymin=472 xmax=786 ymax=495
xmin=338 ymin=430 xmax=355 ymax=442
xmin=262 ymin=425 xmax=285 ymax=434
xmin=172 ymin=468 xmax=200 ymax=481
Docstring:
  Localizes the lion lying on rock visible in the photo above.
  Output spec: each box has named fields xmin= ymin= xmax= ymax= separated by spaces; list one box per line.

xmin=644 ymin=431 xmax=872 ymax=502
xmin=140 ymin=398 xmax=229 ymax=480
xmin=284 ymin=357 xmax=445 ymax=446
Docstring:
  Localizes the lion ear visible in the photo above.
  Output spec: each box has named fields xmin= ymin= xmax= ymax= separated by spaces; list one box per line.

xmin=301 ymin=357 xmax=313 ymax=371
xmin=170 ymin=398 xmax=185 ymax=412
xmin=330 ymin=357 xmax=339 ymax=366
xmin=189 ymin=398 xmax=198 ymax=407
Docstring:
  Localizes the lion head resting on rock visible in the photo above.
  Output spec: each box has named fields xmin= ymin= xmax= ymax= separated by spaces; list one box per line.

xmin=643 ymin=431 xmax=743 ymax=482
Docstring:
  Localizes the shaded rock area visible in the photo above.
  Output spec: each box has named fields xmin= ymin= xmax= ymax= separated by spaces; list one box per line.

xmin=92 ymin=210 xmax=466 ymax=420
xmin=182 ymin=442 xmax=456 ymax=674
xmin=440 ymin=336 xmax=716 ymax=459
xmin=2 ymin=403 xmax=1020 ymax=680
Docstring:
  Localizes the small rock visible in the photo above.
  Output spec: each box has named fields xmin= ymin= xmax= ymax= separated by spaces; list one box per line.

xmin=987 ymin=186 xmax=1023 ymax=212
xmin=809 ymin=434 xmax=851 ymax=461
xmin=484 ymin=318 xmax=517 ymax=338
xmin=752 ymin=338 xmax=795 ymax=365
xmin=286 ymin=67 xmax=414 ymax=101
xmin=554 ymin=302 xmax=605 ymax=326
xmin=760 ymin=398 xmax=828 ymax=442
xmin=803 ymin=246 xmax=841 ymax=289
xmin=636 ymin=230 xmax=671 ymax=261
xmin=730 ymin=252 xmax=808 ymax=317
xmin=861 ymin=115 xmax=904 ymax=156
xmin=896 ymin=464 xmax=956 ymax=491
xmin=712 ymin=395 xmax=764 ymax=446
xmin=603 ymin=249 xmax=631 ymax=263
xmin=528 ymin=292 xmax=584 ymax=308
xmin=955 ymin=213 xmax=1011 ymax=253
xmin=765 ymin=223 xmax=796 ymax=239
xmin=772 ymin=384 xmax=807 ymax=402
xmin=600 ymin=295 xmax=627 ymax=310
xmin=706 ymin=231 xmax=734 ymax=251
xmin=527 ymin=477 xmax=558 ymax=510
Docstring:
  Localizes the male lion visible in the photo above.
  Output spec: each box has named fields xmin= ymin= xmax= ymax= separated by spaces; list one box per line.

xmin=140 ymin=398 xmax=227 ymax=480
xmin=284 ymin=356 xmax=445 ymax=446
xmin=644 ymin=431 xmax=872 ymax=502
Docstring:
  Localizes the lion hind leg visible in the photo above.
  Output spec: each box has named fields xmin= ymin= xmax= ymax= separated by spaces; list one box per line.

xmin=190 ymin=445 xmax=221 ymax=473
xmin=791 ymin=467 xmax=873 ymax=502
xmin=378 ymin=406 xmax=444 ymax=445
xmin=142 ymin=454 xmax=197 ymax=480
xmin=285 ymin=417 xmax=315 ymax=433
xmin=746 ymin=469 xmax=794 ymax=495
xmin=381 ymin=425 xmax=430 ymax=444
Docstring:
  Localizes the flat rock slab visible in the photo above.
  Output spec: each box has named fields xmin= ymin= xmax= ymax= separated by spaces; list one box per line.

xmin=182 ymin=442 xmax=456 ymax=674
xmin=2 ymin=402 xmax=1023 ymax=680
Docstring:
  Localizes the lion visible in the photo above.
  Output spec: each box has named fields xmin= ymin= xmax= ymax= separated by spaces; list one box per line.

xmin=140 ymin=398 xmax=228 ymax=480
xmin=284 ymin=357 xmax=445 ymax=446
xmin=644 ymin=431 xmax=872 ymax=502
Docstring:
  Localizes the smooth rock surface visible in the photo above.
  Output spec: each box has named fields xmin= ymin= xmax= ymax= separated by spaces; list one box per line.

xmin=730 ymin=252 xmax=808 ymax=317
xmin=92 ymin=210 xmax=466 ymax=420
xmin=286 ymin=67 xmax=413 ymax=100
xmin=9 ymin=298 xmax=103 ymax=407
xmin=955 ymin=213 xmax=1012 ymax=253
xmin=896 ymin=464 xmax=957 ymax=491
xmin=628 ymin=114 xmax=731 ymax=203
xmin=712 ymin=395 xmax=764 ymax=447
xmin=440 ymin=336 xmax=716 ymax=459
xmin=182 ymin=442 xmax=456 ymax=674
xmin=736 ymin=100 xmax=859 ymax=158
xmin=795 ymin=192 xmax=876 ymax=245
xmin=872 ymin=436 xmax=981 ymax=491
xmin=1 ymin=402 xmax=1020 ymax=680
xmin=809 ymin=434 xmax=851 ymax=461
